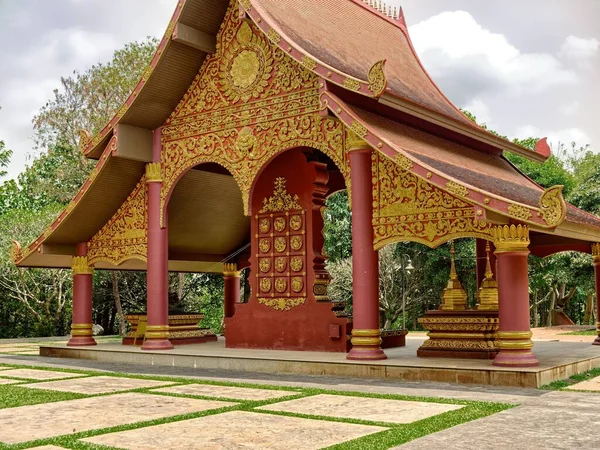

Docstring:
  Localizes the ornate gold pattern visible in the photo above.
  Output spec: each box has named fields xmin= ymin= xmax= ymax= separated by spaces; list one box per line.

xmin=345 ymin=128 xmax=368 ymax=152
xmin=492 ymin=224 xmax=530 ymax=252
xmin=260 ymin=177 xmax=301 ymax=213
xmin=289 ymin=214 xmax=302 ymax=231
xmin=145 ymin=163 xmax=162 ymax=183
xmin=343 ymin=77 xmax=361 ymax=91
xmin=372 ymin=153 xmax=491 ymax=249
xmin=88 ymin=176 xmax=148 ymax=265
xmin=266 ymin=28 xmax=280 ymax=44
xmin=445 ymin=181 xmax=468 ymax=197
xmin=291 ymin=277 xmax=303 ymax=293
xmin=274 ymin=256 xmax=286 ymax=272
xmin=274 ymin=237 xmax=287 ymax=252
xmin=259 ymin=258 xmax=271 ymax=272
xmin=290 ymin=235 xmax=303 ymax=251
xmin=592 ymin=243 xmax=600 ymax=263
xmin=9 ymin=241 xmax=22 ymax=264
xmin=300 ymin=55 xmax=316 ymax=70
xmin=275 ymin=277 xmax=287 ymax=293
xmin=259 ymin=277 xmax=272 ymax=292
xmin=160 ymin=5 xmax=348 ymax=219
xmin=290 ymin=256 xmax=303 ymax=272
xmin=259 ymin=218 xmax=270 ymax=233
xmin=239 ymin=0 xmax=251 ymax=10
xmin=349 ymin=121 xmax=367 ymax=139
xmin=539 ymin=185 xmax=566 ymax=227
xmin=259 ymin=238 xmax=271 ymax=253
xmin=507 ymin=203 xmax=532 ymax=221
xmin=274 ymin=216 xmax=286 ymax=232
xmin=258 ymin=297 xmax=305 ymax=311
xmin=223 ymin=262 xmax=241 ymax=277
xmin=72 ymin=256 xmax=93 ymax=275
xmin=368 ymin=60 xmax=387 ymax=96
xmin=394 ymin=153 xmax=413 ymax=172
xmin=78 ymin=130 xmax=91 ymax=154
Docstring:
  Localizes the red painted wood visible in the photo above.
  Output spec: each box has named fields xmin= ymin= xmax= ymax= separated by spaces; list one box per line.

xmin=223 ymin=275 xmax=240 ymax=318
xmin=67 ymin=243 xmax=96 ymax=346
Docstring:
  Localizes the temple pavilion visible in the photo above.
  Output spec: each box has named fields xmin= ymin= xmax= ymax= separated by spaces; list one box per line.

xmin=12 ymin=0 xmax=600 ymax=367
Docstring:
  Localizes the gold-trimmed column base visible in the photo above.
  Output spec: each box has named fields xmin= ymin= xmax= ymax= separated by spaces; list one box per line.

xmin=347 ymin=328 xmax=387 ymax=360
xmin=141 ymin=324 xmax=174 ymax=351
xmin=67 ymin=323 xmax=97 ymax=346
xmin=593 ymin=322 xmax=600 ymax=346
xmin=493 ymin=331 xmax=539 ymax=367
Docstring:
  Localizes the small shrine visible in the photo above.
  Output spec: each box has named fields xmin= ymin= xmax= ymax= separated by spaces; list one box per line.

xmin=418 ymin=242 xmax=499 ymax=359
xmin=10 ymin=0 xmax=600 ymax=368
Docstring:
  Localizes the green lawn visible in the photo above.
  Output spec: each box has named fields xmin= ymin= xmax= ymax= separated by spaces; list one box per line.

xmin=0 ymin=363 xmax=515 ymax=450
xmin=558 ymin=329 xmax=597 ymax=336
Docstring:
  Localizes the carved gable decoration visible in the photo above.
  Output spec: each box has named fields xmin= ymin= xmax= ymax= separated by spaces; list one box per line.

xmin=159 ymin=1 xmax=348 ymax=222
xmin=372 ymin=153 xmax=491 ymax=248
xmin=88 ymin=176 xmax=148 ymax=265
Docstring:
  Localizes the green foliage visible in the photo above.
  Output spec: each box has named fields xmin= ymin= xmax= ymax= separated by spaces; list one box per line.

xmin=324 ymin=190 xmax=352 ymax=261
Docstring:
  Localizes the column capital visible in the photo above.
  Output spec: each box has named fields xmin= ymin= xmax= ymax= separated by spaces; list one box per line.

xmin=145 ymin=162 xmax=162 ymax=183
xmin=346 ymin=128 xmax=370 ymax=152
xmin=592 ymin=243 xmax=600 ymax=263
xmin=71 ymin=256 xmax=93 ymax=275
xmin=223 ymin=262 xmax=241 ymax=277
xmin=491 ymin=224 xmax=530 ymax=253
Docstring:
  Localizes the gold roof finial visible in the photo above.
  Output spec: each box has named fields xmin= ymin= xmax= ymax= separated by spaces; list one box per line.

xmin=439 ymin=240 xmax=467 ymax=311
xmin=475 ymin=242 xmax=499 ymax=310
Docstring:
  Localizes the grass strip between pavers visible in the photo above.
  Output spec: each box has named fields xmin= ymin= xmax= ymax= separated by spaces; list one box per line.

xmin=541 ymin=366 xmax=600 ymax=390
xmin=0 ymin=363 xmax=515 ymax=450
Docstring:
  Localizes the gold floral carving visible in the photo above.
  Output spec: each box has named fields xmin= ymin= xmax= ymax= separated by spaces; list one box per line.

xmin=343 ymin=77 xmax=361 ymax=91
xmin=290 ymin=235 xmax=303 ymax=251
xmin=275 ymin=277 xmax=287 ymax=293
xmin=368 ymin=60 xmax=387 ymax=96
xmin=160 ymin=4 xmax=348 ymax=220
xmin=345 ymin=128 xmax=368 ymax=152
xmin=372 ymin=153 xmax=491 ymax=249
xmin=259 ymin=258 xmax=271 ymax=272
xmin=539 ymin=185 xmax=566 ymax=227
xmin=289 ymin=214 xmax=302 ymax=231
xmin=394 ymin=153 xmax=413 ymax=171
xmin=445 ymin=181 xmax=468 ymax=197
xmin=290 ymin=256 xmax=303 ymax=272
xmin=274 ymin=216 xmax=286 ymax=232
xmin=491 ymin=224 xmax=529 ymax=252
xmin=291 ymin=277 xmax=303 ymax=293
xmin=592 ymin=243 xmax=600 ymax=262
xmin=258 ymin=297 xmax=305 ymax=311
xmin=260 ymin=177 xmax=301 ymax=213
xmin=88 ymin=176 xmax=148 ymax=265
xmin=300 ymin=55 xmax=317 ymax=71
xmin=266 ymin=28 xmax=280 ymax=45
xmin=259 ymin=218 xmax=270 ymax=233
xmin=349 ymin=121 xmax=367 ymax=139
xmin=78 ymin=129 xmax=91 ymax=154
xmin=274 ymin=256 xmax=286 ymax=272
xmin=259 ymin=277 xmax=272 ymax=292
xmin=259 ymin=238 xmax=271 ymax=253
xmin=507 ymin=204 xmax=532 ymax=221
xmin=239 ymin=0 xmax=251 ymax=10
xmin=274 ymin=237 xmax=287 ymax=252
xmin=72 ymin=256 xmax=93 ymax=275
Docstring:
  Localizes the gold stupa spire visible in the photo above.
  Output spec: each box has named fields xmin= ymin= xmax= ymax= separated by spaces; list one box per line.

xmin=439 ymin=241 xmax=467 ymax=311
xmin=475 ymin=242 xmax=499 ymax=310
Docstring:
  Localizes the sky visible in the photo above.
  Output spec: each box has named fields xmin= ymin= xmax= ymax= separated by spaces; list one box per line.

xmin=0 ymin=0 xmax=598 ymax=181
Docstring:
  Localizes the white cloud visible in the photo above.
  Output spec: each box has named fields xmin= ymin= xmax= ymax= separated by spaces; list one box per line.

xmin=559 ymin=101 xmax=580 ymax=116
xmin=462 ymin=96 xmax=491 ymax=125
xmin=408 ymin=11 xmax=579 ymax=99
xmin=515 ymin=125 xmax=592 ymax=150
xmin=559 ymin=35 xmax=600 ymax=60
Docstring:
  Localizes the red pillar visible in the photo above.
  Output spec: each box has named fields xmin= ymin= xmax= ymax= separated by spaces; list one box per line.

xmin=142 ymin=127 xmax=173 ymax=350
xmin=67 ymin=243 xmax=96 ymax=346
xmin=223 ymin=263 xmax=240 ymax=319
xmin=346 ymin=143 xmax=386 ymax=360
xmin=592 ymin=243 xmax=600 ymax=345
xmin=492 ymin=225 xmax=539 ymax=367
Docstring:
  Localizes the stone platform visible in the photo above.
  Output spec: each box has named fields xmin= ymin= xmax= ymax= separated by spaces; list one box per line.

xmin=39 ymin=336 xmax=600 ymax=388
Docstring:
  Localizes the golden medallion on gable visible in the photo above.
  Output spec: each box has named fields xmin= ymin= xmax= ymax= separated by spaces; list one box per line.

xmin=220 ymin=21 xmax=274 ymax=103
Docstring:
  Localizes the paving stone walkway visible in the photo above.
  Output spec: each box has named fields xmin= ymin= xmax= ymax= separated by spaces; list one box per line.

xmin=1 ymin=351 xmax=600 ymax=449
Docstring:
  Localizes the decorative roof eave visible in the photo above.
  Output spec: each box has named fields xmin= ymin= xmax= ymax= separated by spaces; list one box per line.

xmin=11 ymin=135 xmax=118 ymax=266
xmin=377 ymin=93 xmax=552 ymax=163
xmin=240 ymin=0 xmax=388 ymax=98
xmin=77 ymin=0 xmax=188 ymax=159
xmin=319 ymin=88 xmax=566 ymax=230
